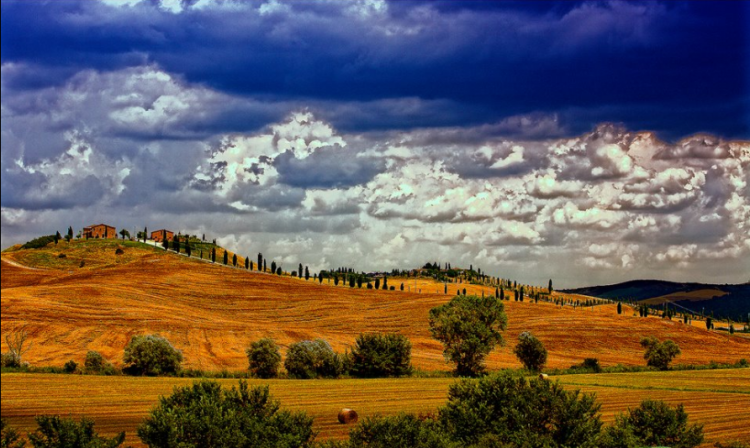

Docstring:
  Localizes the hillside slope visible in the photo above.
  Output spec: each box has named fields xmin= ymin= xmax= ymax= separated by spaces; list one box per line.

xmin=2 ymin=241 xmax=749 ymax=371
xmin=564 ymin=280 xmax=750 ymax=321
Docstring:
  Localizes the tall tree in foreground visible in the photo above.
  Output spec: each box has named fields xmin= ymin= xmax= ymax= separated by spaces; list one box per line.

xmin=29 ymin=415 xmax=125 ymax=448
xmin=600 ymin=400 xmax=703 ymax=448
xmin=429 ymin=295 xmax=507 ymax=377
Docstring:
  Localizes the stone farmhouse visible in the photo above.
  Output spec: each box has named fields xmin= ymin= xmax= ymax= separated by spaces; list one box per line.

xmin=82 ymin=223 xmax=116 ymax=239
xmin=150 ymin=229 xmax=174 ymax=243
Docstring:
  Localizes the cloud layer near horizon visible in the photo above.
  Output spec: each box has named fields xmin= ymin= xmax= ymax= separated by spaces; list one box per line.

xmin=2 ymin=64 xmax=748 ymax=288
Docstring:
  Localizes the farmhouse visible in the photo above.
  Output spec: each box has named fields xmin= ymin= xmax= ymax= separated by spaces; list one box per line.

xmin=82 ymin=223 xmax=116 ymax=239
xmin=150 ymin=229 xmax=174 ymax=243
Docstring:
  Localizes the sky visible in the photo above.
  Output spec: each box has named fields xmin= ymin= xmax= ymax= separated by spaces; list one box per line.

xmin=1 ymin=0 xmax=748 ymax=288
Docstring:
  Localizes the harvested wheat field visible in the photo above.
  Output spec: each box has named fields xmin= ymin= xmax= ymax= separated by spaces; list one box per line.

xmin=2 ymin=369 xmax=748 ymax=447
xmin=2 ymin=240 xmax=749 ymax=371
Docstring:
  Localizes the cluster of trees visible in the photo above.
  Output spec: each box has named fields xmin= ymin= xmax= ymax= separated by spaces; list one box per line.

xmin=1 ymin=374 xmax=708 ymax=448
xmin=246 ymin=334 xmax=413 ymax=379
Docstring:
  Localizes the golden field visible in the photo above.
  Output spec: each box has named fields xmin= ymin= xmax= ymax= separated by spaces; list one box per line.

xmin=2 ymin=239 xmax=748 ymax=372
xmin=1 ymin=369 xmax=748 ymax=447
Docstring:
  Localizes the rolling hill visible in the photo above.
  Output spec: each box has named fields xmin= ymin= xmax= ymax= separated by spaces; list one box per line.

xmin=564 ymin=280 xmax=750 ymax=322
xmin=2 ymin=240 xmax=749 ymax=371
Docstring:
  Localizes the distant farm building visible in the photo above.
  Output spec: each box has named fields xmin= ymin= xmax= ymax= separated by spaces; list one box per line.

xmin=150 ymin=229 xmax=174 ymax=243
xmin=82 ymin=224 xmax=116 ymax=239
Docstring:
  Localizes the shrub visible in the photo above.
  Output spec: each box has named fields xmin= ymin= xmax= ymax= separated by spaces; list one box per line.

xmin=348 ymin=414 xmax=458 ymax=448
xmin=28 ymin=415 xmax=125 ymax=448
xmin=123 ymin=334 xmax=182 ymax=376
xmin=440 ymin=371 xmax=603 ymax=448
xmin=640 ymin=336 xmax=681 ymax=370
xmin=1 ymin=418 xmax=26 ymax=448
xmin=63 ymin=360 xmax=78 ymax=374
xmin=513 ymin=331 xmax=547 ymax=372
xmin=284 ymin=339 xmax=343 ymax=379
xmin=22 ymin=235 xmax=55 ymax=249
xmin=602 ymin=400 xmax=704 ymax=448
xmin=84 ymin=351 xmax=116 ymax=375
xmin=246 ymin=338 xmax=282 ymax=379
xmin=1 ymin=352 xmax=20 ymax=369
xmin=349 ymin=333 xmax=413 ymax=378
xmin=137 ymin=380 xmax=314 ymax=448
xmin=429 ymin=295 xmax=508 ymax=377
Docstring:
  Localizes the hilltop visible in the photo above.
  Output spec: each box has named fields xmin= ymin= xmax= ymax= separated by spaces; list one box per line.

xmin=564 ymin=280 xmax=750 ymax=322
xmin=2 ymin=239 xmax=749 ymax=371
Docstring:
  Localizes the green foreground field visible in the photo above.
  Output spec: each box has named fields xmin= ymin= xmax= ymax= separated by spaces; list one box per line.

xmin=2 ymin=369 xmax=748 ymax=447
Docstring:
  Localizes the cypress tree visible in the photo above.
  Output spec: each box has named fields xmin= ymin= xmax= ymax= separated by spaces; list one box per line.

xmin=173 ymin=234 xmax=180 ymax=253
xmin=617 ymin=302 xmax=622 ymax=315
xmin=54 ymin=231 xmax=60 ymax=244
xmin=233 ymin=254 xmax=237 ymax=266
xmin=548 ymin=279 xmax=553 ymax=294
xmin=375 ymin=278 xmax=380 ymax=290
xmin=276 ymin=266 xmax=282 ymax=275
xmin=462 ymin=288 xmax=466 ymax=296
xmin=357 ymin=276 xmax=363 ymax=288
xmin=401 ymin=283 xmax=404 ymax=291
xmin=258 ymin=253 xmax=263 ymax=271
xmin=186 ymin=244 xmax=192 ymax=257
xmin=163 ymin=238 xmax=169 ymax=250
xmin=223 ymin=250 xmax=228 ymax=265
xmin=349 ymin=276 xmax=356 ymax=288
xmin=142 ymin=227 xmax=147 ymax=243
xmin=299 ymin=263 xmax=303 ymax=278
xmin=271 ymin=261 xmax=277 ymax=274
xmin=211 ymin=248 xmax=216 ymax=263
xmin=305 ymin=266 xmax=310 ymax=281
xmin=245 ymin=257 xmax=249 ymax=269
xmin=67 ymin=226 xmax=74 ymax=242
xmin=520 ymin=287 xmax=524 ymax=302
xmin=263 ymin=259 xmax=267 ymax=272
xmin=383 ymin=275 xmax=388 ymax=290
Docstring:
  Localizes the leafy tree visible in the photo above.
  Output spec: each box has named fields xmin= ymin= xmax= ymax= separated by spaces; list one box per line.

xmin=63 ymin=360 xmax=78 ymax=373
xmin=123 ymin=334 xmax=182 ymax=376
xmin=513 ymin=331 xmax=547 ymax=372
xmin=349 ymin=333 xmax=413 ymax=378
xmin=1 ymin=418 xmax=26 ymax=448
xmin=640 ymin=336 xmax=681 ymax=370
xmin=119 ymin=229 xmax=130 ymax=240
xmin=84 ymin=351 xmax=113 ymax=375
xmin=440 ymin=371 xmax=602 ymax=447
xmin=137 ymin=380 xmax=314 ymax=448
xmin=28 ymin=415 xmax=125 ymax=448
xmin=601 ymin=400 xmax=703 ymax=448
xmin=428 ymin=295 xmax=508 ymax=376
xmin=348 ymin=414 xmax=457 ymax=448
xmin=246 ymin=338 xmax=281 ymax=379
xmin=233 ymin=254 xmax=238 ymax=267
xmin=223 ymin=251 xmax=229 ymax=265
xmin=284 ymin=339 xmax=343 ymax=379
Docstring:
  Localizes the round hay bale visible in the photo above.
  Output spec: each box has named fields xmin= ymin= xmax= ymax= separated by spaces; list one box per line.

xmin=115 ymin=248 xmax=124 ymax=255
xmin=539 ymin=373 xmax=549 ymax=380
xmin=338 ymin=408 xmax=358 ymax=424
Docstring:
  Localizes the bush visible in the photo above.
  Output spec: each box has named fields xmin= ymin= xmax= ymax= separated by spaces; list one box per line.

xmin=1 ymin=418 xmax=26 ymax=448
xmin=428 ymin=295 xmax=508 ymax=377
xmin=513 ymin=331 xmax=547 ymax=372
xmin=349 ymin=333 xmax=413 ymax=378
xmin=602 ymin=400 xmax=704 ymax=448
xmin=63 ymin=360 xmax=78 ymax=374
xmin=137 ymin=380 xmax=314 ymax=448
xmin=84 ymin=351 xmax=116 ymax=375
xmin=1 ymin=352 xmax=20 ymax=369
xmin=28 ymin=415 xmax=125 ymax=448
xmin=246 ymin=338 xmax=281 ymax=379
xmin=123 ymin=334 xmax=182 ymax=376
xmin=640 ymin=336 xmax=681 ymax=370
xmin=439 ymin=371 xmax=603 ymax=448
xmin=22 ymin=235 xmax=55 ymax=249
xmin=348 ymin=414 xmax=458 ymax=448
xmin=284 ymin=339 xmax=343 ymax=379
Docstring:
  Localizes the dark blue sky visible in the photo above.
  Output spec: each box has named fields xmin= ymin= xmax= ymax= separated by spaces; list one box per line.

xmin=2 ymin=0 xmax=747 ymax=139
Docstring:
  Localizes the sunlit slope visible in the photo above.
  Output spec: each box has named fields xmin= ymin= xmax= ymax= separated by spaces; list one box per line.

xmin=2 ymin=241 xmax=748 ymax=371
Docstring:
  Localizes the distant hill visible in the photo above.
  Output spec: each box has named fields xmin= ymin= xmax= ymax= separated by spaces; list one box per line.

xmin=564 ymin=280 xmax=750 ymax=321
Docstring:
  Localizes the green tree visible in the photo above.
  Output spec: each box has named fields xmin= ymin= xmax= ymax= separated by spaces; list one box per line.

xmin=513 ymin=331 xmax=547 ymax=372
xmin=440 ymin=371 xmax=602 ymax=447
xmin=349 ymin=333 xmax=413 ymax=378
xmin=246 ymin=338 xmax=281 ymax=379
xmin=640 ymin=336 xmax=681 ymax=370
xmin=119 ymin=229 xmax=130 ymax=240
xmin=284 ymin=339 xmax=343 ymax=379
xmin=1 ymin=418 xmax=26 ymax=448
xmin=348 ymin=414 xmax=457 ymax=448
xmin=428 ymin=295 xmax=508 ymax=377
xmin=601 ymin=400 xmax=703 ymax=448
xmin=28 ymin=415 xmax=124 ymax=448
xmin=123 ymin=334 xmax=182 ymax=376
xmin=84 ymin=351 xmax=113 ymax=375
xmin=137 ymin=380 xmax=314 ymax=448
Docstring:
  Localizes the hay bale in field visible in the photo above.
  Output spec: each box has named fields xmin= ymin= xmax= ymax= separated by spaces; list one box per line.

xmin=115 ymin=248 xmax=124 ymax=255
xmin=539 ymin=373 xmax=549 ymax=380
xmin=338 ymin=408 xmax=358 ymax=424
